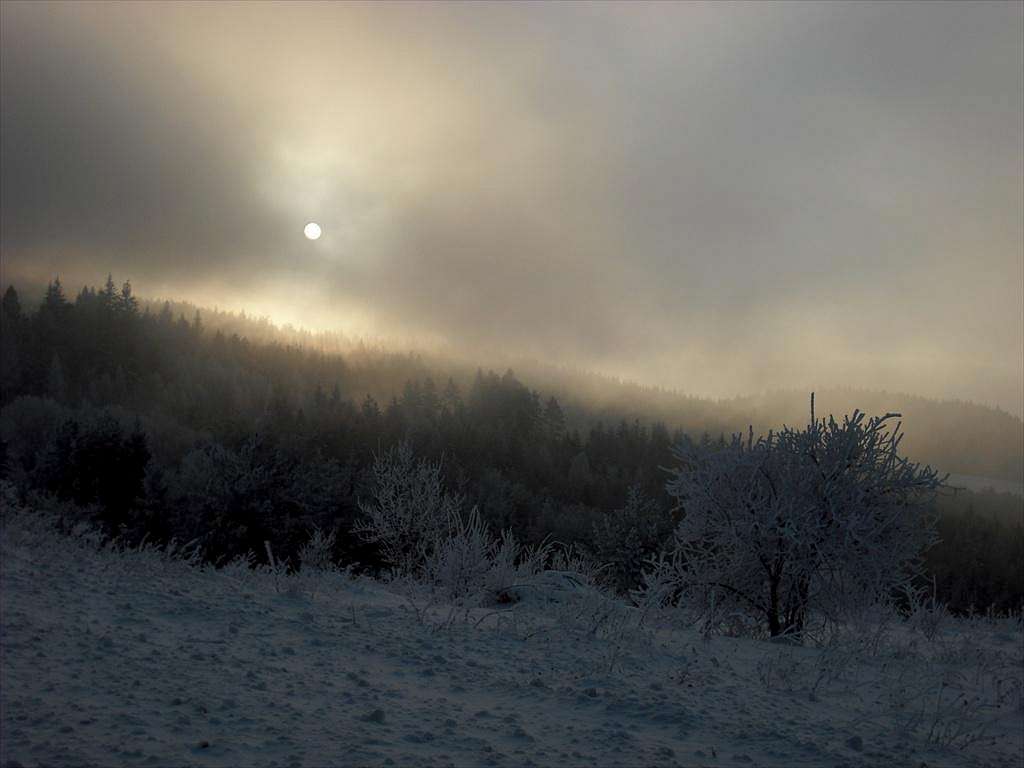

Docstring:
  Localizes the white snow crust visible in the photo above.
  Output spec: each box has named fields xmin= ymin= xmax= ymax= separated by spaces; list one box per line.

xmin=2 ymin=515 xmax=1021 ymax=768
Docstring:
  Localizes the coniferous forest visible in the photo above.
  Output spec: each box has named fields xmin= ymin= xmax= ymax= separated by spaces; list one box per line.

xmin=1 ymin=276 xmax=1021 ymax=613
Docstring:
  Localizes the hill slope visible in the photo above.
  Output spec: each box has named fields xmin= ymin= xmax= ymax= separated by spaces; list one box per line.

xmin=6 ymin=280 xmax=1022 ymax=482
xmin=3 ymin=512 xmax=1021 ymax=768
xmin=137 ymin=294 xmax=1024 ymax=484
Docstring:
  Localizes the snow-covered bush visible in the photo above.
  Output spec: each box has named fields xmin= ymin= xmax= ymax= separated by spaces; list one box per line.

xmin=424 ymin=508 xmax=555 ymax=609
xmin=220 ymin=550 xmax=259 ymax=591
xmin=358 ymin=443 xmax=561 ymax=610
xmin=483 ymin=530 xmax=553 ymax=604
xmin=549 ymin=542 xmax=604 ymax=586
xmin=354 ymin=442 xmax=462 ymax=576
xmin=903 ymin=581 xmax=950 ymax=642
xmin=657 ymin=402 xmax=944 ymax=639
xmin=424 ymin=506 xmax=494 ymax=605
xmin=297 ymin=524 xmax=338 ymax=573
xmin=295 ymin=525 xmax=347 ymax=598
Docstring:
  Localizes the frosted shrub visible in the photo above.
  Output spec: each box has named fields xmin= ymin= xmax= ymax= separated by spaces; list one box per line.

xmin=115 ymin=535 xmax=203 ymax=576
xmin=484 ymin=531 xmax=553 ymax=604
xmin=354 ymin=442 xmax=462 ymax=576
xmin=631 ymin=552 xmax=681 ymax=612
xmin=67 ymin=519 xmax=107 ymax=551
xmin=902 ymin=582 xmax=950 ymax=642
xmin=298 ymin=525 xmax=337 ymax=573
xmin=360 ymin=443 xmax=553 ymax=607
xmin=550 ymin=542 xmax=604 ymax=586
xmin=425 ymin=507 xmax=493 ymax=605
xmin=655 ymin=400 xmax=944 ymax=639
xmin=221 ymin=550 xmax=258 ymax=590
xmin=485 ymin=530 xmax=525 ymax=601
xmin=296 ymin=525 xmax=345 ymax=598
xmin=424 ymin=510 xmax=554 ymax=608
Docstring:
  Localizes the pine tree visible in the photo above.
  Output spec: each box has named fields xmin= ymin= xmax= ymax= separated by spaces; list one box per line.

xmin=2 ymin=286 xmax=21 ymax=323
xmin=543 ymin=396 xmax=566 ymax=437
xmin=119 ymin=280 xmax=139 ymax=315
xmin=99 ymin=273 xmax=117 ymax=312
xmin=158 ymin=301 xmax=173 ymax=325
xmin=0 ymin=288 xmax=22 ymax=397
xmin=420 ymin=376 xmax=439 ymax=417
xmin=361 ymin=394 xmax=381 ymax=421
xmin=75 ymin=286 xmax=97 ymax=308
xmin=42 ymin=278 xmax=70 ymax=315
xmin=442 ymin=377 xmax=462 ymax=414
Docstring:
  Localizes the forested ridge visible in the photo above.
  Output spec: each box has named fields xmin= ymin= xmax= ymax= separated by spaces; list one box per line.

xmin=11 ymin=279 xmax=1021 ymax=486
xmin=1 ymin=276 xmax=1020 ymax=613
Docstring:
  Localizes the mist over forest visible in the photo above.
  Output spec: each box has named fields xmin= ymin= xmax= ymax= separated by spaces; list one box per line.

xmin=1 ymin=3 xmax=1022 ymax=765
xmin=2 ymin=276 xmax=1021 ymax=614
xmin=4 ymin=1 xmax=1023 ymax=415
xmin=11 ymin=277 xmax=1021 ymax=485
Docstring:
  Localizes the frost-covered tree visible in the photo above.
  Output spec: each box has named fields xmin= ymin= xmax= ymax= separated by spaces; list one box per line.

xmin=354 ymin=441 xmax=462 ymax=575
xmin=659 ymin=400 xmax=944 ymax=638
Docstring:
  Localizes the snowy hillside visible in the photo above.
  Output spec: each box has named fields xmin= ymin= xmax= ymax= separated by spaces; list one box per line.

xmin=2 ymin=513 xmax=1021 ymax=768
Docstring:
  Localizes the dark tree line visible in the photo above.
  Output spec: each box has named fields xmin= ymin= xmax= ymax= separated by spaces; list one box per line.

xmin=926 ymin=489 xmax=1023 ymax=615
xmin=0 ymin=278 xmax=677 ymax=569
xmin=1 ymin=277 xmax=1020 ymax=613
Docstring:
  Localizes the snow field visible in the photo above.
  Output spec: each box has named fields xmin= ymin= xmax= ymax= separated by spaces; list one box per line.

xmin=2 ymin=511 xmax=1021 ymax=768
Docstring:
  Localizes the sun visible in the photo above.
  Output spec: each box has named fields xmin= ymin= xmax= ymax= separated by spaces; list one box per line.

xmin=303 ymin=222 xmax=322 ymax=240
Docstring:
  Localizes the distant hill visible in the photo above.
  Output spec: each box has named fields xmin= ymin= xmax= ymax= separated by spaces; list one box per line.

xmin=133 ymin=294 xmax=1023 ymax=485
xmin=9 ymin=279 xmax=1023 ymax=484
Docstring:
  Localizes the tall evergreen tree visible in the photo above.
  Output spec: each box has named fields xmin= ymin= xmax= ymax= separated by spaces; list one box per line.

xmin=158 ymin=301 xmax=173 ymax=325
xmin=543 ymin=396 xmax=566 ymax=437
xmin=0 ymin=287 xmax=23 ymax=398
xmin=119 ymin=280 xmax=139 ymax=315
xmin=442 ymin=377 xmax=462 ymax=414
xmin=99 ymin=273 xmax=117 ymax=311
xmin=2 ymin=286 xmax=21 ymax=323
xmin=42 ymin=278 xmax=70 ymax=315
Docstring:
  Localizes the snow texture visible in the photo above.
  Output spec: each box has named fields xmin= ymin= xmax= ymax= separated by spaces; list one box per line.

xmin=2 ymin=512 xmax=1021 ymax=768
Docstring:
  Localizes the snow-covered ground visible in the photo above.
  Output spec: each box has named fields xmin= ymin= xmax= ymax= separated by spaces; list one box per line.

xmin=2 ymin=513 xmax=1021 ymax=768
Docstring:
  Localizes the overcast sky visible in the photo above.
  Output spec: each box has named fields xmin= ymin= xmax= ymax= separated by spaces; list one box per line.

xmin=2 ymin=1 xmax=1021 ymax=414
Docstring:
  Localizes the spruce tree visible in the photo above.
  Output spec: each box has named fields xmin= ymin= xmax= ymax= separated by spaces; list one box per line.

xmin=2 ymin=286 xmax=21 ymax=323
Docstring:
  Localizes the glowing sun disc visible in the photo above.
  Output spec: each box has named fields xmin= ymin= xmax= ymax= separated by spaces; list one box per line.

xmin=303 ymin=222 xmax=322 ymax=240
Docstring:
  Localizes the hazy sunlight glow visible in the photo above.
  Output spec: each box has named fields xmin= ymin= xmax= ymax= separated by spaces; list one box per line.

xmin=303 ymin=222 xmax=322 ymax=240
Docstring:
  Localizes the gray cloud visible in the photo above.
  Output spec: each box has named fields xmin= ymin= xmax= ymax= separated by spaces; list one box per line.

xmin=2 ymin=1 xmax=1021 ymax=413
